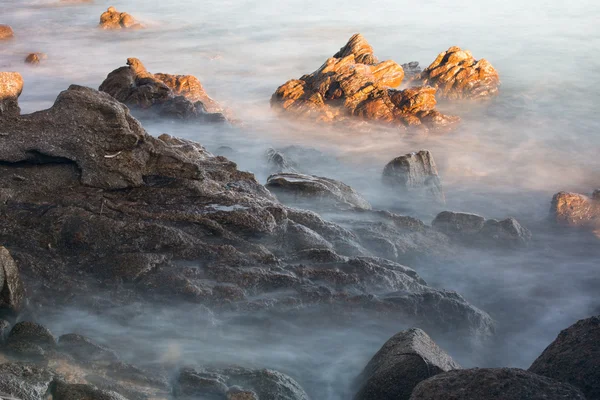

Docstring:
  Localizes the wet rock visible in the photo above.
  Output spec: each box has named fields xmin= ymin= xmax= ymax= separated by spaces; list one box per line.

xmin=266 ymin=173 xmax=371 ymax=210
xmin=0 ymin=363 xmax=55 ymax=400
xmin=550 ymin=190 xmax=600 ymax=232
xmin=0 ymin=25 xmax=14 ymax=40
xmin=173 ymin=368 xmax=229 ymax=398
xmin=58 ymin=333 xmax=119 ymax=363
xmin=265 ymin=148 xmax=297 ymax=174
xmin=0 ymin=318 xmax=10 ymax=342
xmin=479 ymin=217 xmax=532 ymax=247
xmin=354 ymin=328 xmax=459 ymax=400
xmin=99 ymin=6 xmax=143 ymax=29
xmin=382 ymin=150 xmax=445 ymax=203
xmin=0 ymin=72 xmax=24 ymax=119
xmin=271 ymin=34 xmax=459 ymax=132
xmin=419 ymin=46 xmax=500 ymax=100
xmin=409 ymin=368 xmax=586 ymax=400
xmin=529 ymin=315 xmax=600 ymax=400
xmin=431 ymin=211 xmax=485 ymax=236
xmin=6 ymin=321 xmax=56 ymax=349
xmin=0 ymin=246 xmax=26 ymax=317
xmin=24 ymin=52 xmax=47 ymax=65
xmin=99 ymin=57 xmax=226 ymax=121
xmin=51 ymin=380 xmax=129 ymax=400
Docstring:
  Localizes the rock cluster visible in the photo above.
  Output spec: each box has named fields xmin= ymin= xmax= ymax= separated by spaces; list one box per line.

xmin=99 ymin=58 xmax=227 ymax=121
xmin=99 ymin=7 xmax=143 ymax=30
xmin=271 ymin=34 xmax=460 ymax=133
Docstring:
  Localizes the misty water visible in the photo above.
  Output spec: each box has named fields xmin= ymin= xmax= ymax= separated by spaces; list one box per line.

xmin=2 ymin=0 xmax=599 ymax=398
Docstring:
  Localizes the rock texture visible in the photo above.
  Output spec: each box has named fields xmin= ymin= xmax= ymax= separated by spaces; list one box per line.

xmin=0 ymin=25 xmax=14 ymax=40
xmin=409 ymin=368 xmax=586 ymax=400
xmin=99 ymin=7 xmax=143 ymax=30
xmin=382 ymin=150 xmax=445 ymax=203
xmin=24 ymin=53 xmax=47 ymax=65
xmin=266 ymin=173 xmax=372 ymax=210
xmin=419 ymin=46 xmax=500 ymax=100
xmin=0 ymin=72 xmax=24 ymax=118
xmin=0 ymin=363 xmax=55 ymax=400
xmin=550 ymin=190 xmax=600 ymax=234
xmin=99 ymin=58 xmax=227 ymax=121
xmin=271 ymin=34 xmax=459 ymax=132
xmin=0 ymin=246 xmax=25 ymax=318
xmin=354 ymin=328 xmax=460 ymax=400
xmin=529 ymin=315 xmax=600 ymax=400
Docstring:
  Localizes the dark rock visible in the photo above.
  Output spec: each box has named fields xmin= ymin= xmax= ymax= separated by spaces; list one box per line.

xmin=418 ymin=46 xmax=500 ymax=100
xmin=0 ymin=25 xmax=14 ymax=40
xmin=431 ymin=211 xmax=485 ymax=236
xmin=6 ymin=321 xmax=56 ymax=349
xmin=99 ymin=6 xmax=143 ymax=29
xmin=354 ymin=328 xmax=460 ymax=400
xmin=0 ymin=318 xmax=10 ymax=342
xmin=174 ymin=368 xmax=229 ymax=398
xmin=0 ymin=246 xmax=26 ymax=317
xmin=271 ymin=34 xmax=459 ymax=132
xmin=0 ymin=72 xmax=23 ymax=119
xmin=0 ymin=363 xmax=55 ymax=400
xmin=401 ymin=62 xmax=422 ymax=82
xmin=58 ymin=333 xmax=119 ymax=363
xmin=409 ymin=368 xmax=586 ymax=400
xmin=265 ymin=148 xmax=297 ymax=174
xmin=550 ymin=190 xmax=600 ymax=232
xmin=479 ymin=217 xmax=532 ymax=247
xmin=50 ymin=380 xmax=129 ymax=400
xmin=529 ymin=315 xmax=600 ymax=400
xmin=99 ymin=58 xmax=226 ymax=121
xmin=382 ymin=150 xmax=445 ymax=203
xmin=24 ymin=53 xmax=47 ymax=65
xmin=266 ymin=172 xmax=371 ymax=210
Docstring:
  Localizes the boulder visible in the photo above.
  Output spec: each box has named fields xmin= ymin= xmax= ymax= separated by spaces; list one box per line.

xmin=99 ymin=7 xmax=143 ymax=30
xmin=550 ymin=190 xmax=600 ymax=232
xmin=0 ymin=246 xmax=26 ymax=317
xmin=431 ymin=211 xmax=485 ymax=236
xmin=418 ymin=46 xmax=500 ymax=100
xmin=529 ymin=315 xmax=600 ymax=400
xmin=0 ymin=25 xmax=14 ymax=40
xmin=0 ymin=363 xmax=55 ymax=400
xmin=99 ymin=58 xmax=226 ymax=121
xmin=382 ymin=150 xmax=445 ymax=203
xmin=58 ymin=333 xmax=119 ymax=363
xmin=0 ymin=72 xmax=24 ymax=119
xmin=409 ymin=368 xmax=586 ymax=400
xmin=271 ymin=34 xmax=460 ymax=132
xmin=6 ymin=321 xmax=56 ymax=352
xmin=266 ymin=172 xmax=371 ymax=210
xmin=24 ymin=52 xmax=47 ymax=65
xmin=354 ymin=328 xmax=460 ymax=400
xmin=479 ymin=217 xmax=532 ymax=246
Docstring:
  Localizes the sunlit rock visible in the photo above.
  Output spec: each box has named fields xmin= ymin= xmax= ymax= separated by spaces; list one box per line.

xmin=0 ymin=246 xmax=25 ymax=317
xmin=0 ymin=25 xmax=14 ymax=40
xmin=99 ymin=6 xmax=143 ymax=30
xmin=0 ymin=72 xmax=24 ymax=118
xmin=550 ymin=190 xmax=600 ymax=234
xmin=24 ymin=52 xmax=47 ymax=65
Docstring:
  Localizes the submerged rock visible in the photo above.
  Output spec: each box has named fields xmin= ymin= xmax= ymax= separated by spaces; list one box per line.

xmin=409 ymin=368 xmax=586 ymax=400
xmin=418 ymin=46 xmax=500 ymax=100
xmin=24 ymin=52 xmax=47 ymax=65
xmin=99 ymin=58 xmax=227 ymax=121
xmin=0 ymin=72 xmax=24 ymax=118
xmin=0 ymin=25 xmax=14 ymax=40
xmin=550 ymin=190 xmax=600 ymax=233
xmin=529 ymin=315 xmax=600 ymax=400
xmin=266 ymin=172 xmax=372 ymax=210
xmin=354 ymin=328 xmax=460 ymax=400
xmin=0 ymin=246 xmax=26 ymax=317
xmin=99 ymin=7 xmax=143 ymax=30
xmin=271 ymin=34 xmax=459 ymax=132
xmin=382 ymin=150 xmax=445 ymax=203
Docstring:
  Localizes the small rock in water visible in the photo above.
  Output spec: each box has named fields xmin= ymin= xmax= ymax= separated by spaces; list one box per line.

xmin=550 ymin=190 xmax=600 ymax=232
xmin=99 ymin=6 xmax=143 ymax=30
xmin=0 ymin=72 xmax=24 ymax=119
xmin=265 ymin=148 xmax=297 ymax=174
xmin=0 ymin=25 xmax=14 ymax=40
xmin=382 ymin=150 xmax=445 ymax=204
xmin=24 ymin=52 xmax=47 ymax=65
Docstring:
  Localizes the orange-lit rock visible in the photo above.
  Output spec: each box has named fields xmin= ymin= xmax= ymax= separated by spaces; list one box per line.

xmin=550 ymin=190 xmax=600 ymax=234
xmin=99 ymin=6 xmax=143 ymax=30
xmin=0 ymin=25 xmax=14 ymax=40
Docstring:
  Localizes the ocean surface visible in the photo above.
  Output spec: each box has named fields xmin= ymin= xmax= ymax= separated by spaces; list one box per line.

xmin=2 ymin=0 xmax=599 ymax=398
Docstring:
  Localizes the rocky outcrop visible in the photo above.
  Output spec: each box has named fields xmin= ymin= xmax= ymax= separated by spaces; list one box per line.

xmin=25 ymin=53 xmax=47 ymax=65
xmin=0 ymin=363 xmax=55 ymax=400
xmin=0 ymin=72 xmax=24 ymax=119
xmin=271 ymin=34 xmax=459 ymax=132
xmin=0 ymin=247 xmax=25 ymax=318
xmin=0 ymin=25 xmax=14 ymax=40
xmin=550 ymin=190 xmax=600 ymax=233
xmin=529 ymin=315 xmax=600 ymax=400
xmin=99 ymin=58 xmax=227 ymax=121
xmin=409 ymin=368 xmax=586 ymax=399
xmin=382 ymin=150 xmax=445 ymax=203
xmin=432 ymin=212 xmax=531 ymax=247
xmin=266 ymin=173 xmax=372 ymax=210
xmin=354 ymin=328 xmax=460 ymax=400
xmin=418 ymin=46 xmax=500 ymax=100
xmin=99 ymin=7 xmax=143 ymax=30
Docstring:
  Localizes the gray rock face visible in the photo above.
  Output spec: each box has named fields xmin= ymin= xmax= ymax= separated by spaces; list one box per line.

xmin=354 ymin=328 xmax=460 ymax=400
xmin=174 ymin=367 xmax=309 ymax=400
xmin=0 ymin=72 xmax=23 ymax=118
xmin=529 ymin=315 xmax=600 ymax=400
xmin=58 ymin=333 xmax=119 ymax=363
xmin=382 ymin=150 xmax=445 ymax=204
xmin=0 ymin=363 xmax=55 ymax=400
xmin=409 ymin=368 xmax=586 ymax=400
xmin=266 ymin=173 xmax=372 ymax=210
xmin=0 ymin=246 xmax=25 ymax=317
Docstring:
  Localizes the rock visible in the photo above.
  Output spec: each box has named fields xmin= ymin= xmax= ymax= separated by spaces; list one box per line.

xmin=0 ymin=318 xmax=10 ymax=342
xmin=6 ymin=321 xmax=56 ymax=349
xmin=409 ymin=368 xmax=586 ymax=400
xmin=174 ymin=366 xmax=309 ymax=400
xmin=418 ymin=46 xmax=500 ymax=100
xmin=529 ymin=315 xmax=600 ymax=400
xmin=24 ymin=52 xmax=47 ymax=65
xmin=0 ymin=72 xmax=24 ymax=119
xmin=550 ymin=190 xmax=600 ymax=232
xmin=0 ymin=363 xmax=55 ymax=400
xmin=382 ymin=150 xmax=445 ymax=203
xmin=0 ymin=246 xmax=26 ymax=317
xmin=354 ymin=328 xmax=460 ymax=400
xmin=401 ymin=62 xmax=422 ymax=82
xmin=99 ymin=6 xmax=143 ymax=30
xmin=58 ymin=333 xmax=119 ymax=363
xmin=265 ymin=148 xmax=297 ymax=174
xmin=431 ymin=211 xmax=485 ymax=236
xmin=266 ymin=172 xmax=372 ymax=210
xmin=50 ymin=380 xmax=129 ymax=400
xmin=479 ymin=217 xmax=532 ymax=247
xmin=271 ymin=34 xmax=460 ymax=132
xmin=99 ymin=58 xmax=226 ymax=121
xmin=0 ymin=25 xmax=14 ymax=40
